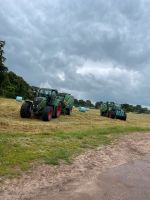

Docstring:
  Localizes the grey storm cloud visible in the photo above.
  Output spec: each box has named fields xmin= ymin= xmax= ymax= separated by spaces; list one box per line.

xmin=0 ymin=0 xmax=150 ymax=105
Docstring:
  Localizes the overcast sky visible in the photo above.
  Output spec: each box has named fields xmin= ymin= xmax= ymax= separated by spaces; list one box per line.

xmin=0 ymin=0 xmax=150 ymax=105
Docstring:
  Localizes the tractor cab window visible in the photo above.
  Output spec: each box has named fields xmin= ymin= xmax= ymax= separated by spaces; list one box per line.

xmin=115 ymin=104 xmax=121 ymax=109
xmin=51 ymin=90 xmax=57 ymax=96
xmin=38 ymin=89 xmax=52 ymax=97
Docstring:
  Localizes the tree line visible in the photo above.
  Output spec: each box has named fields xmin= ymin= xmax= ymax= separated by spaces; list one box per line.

xmin=74 ymin=99 xmax=95 ymax=108
xmin=0 ymin=41 xmax=32 ymax=99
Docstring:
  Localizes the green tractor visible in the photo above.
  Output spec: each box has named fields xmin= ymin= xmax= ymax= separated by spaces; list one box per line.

xmin=100 ymin=102 xmax=127 ymax=121
xmin=20 ymin=88 xmax=74 ymax=121
xmin=58 ymin=93 xmax=74 ymax=115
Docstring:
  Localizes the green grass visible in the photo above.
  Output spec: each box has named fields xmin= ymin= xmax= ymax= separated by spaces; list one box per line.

xmin=0 ymin=126 xmax=149 ymax=177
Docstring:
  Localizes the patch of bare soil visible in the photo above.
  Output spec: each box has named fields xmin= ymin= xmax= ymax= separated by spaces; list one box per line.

xmin=0 ymin=132 xmax=150 ymax=200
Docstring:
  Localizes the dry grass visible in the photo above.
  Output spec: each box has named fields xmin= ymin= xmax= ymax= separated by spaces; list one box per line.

xmin=1 ymin=97 xmax=150 ymax=134
xmin=0 ymin=97 xmax=150 ymax=177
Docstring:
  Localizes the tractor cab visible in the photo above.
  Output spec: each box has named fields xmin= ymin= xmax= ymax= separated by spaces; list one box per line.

xmin=37 ymin=88 xmax=58 ymax=104
xmin=38 ymin=88 xmax=58 ymax=98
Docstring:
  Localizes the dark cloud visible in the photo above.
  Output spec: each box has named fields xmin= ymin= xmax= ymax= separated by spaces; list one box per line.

xmin=0 ymin=0 xmax=150 ymax=105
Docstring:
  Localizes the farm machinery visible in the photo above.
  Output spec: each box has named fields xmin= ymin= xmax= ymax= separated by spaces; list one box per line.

xmin=100 ymin=102 xmax=127 ymax=121
xmin=58 ymin=92 xmax=74 ymax=115
xmin=20 ymin=88 xmax=74 ymax=121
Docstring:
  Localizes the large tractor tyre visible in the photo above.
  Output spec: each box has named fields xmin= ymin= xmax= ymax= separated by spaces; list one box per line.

xmin=115 ymin=115 xmax=119 ymax=119
xmin=20 ymin=102 xmax=32 ymax=118
xmin=42 ymin=106 xmax=53 ymax=121
xmin=102 ymin=112 xmax=106 ymax=117
xmin=106 ymin=111 xmax=110 ymax=117
xmin=122 ymin=115 xmax=127 ymax=121
xmin=108 ymin=111 xmax=112 ymax=118
xmin=66 ymin=108 xmax=71 ymax=115
xmin=111 ymin=111 xmax=116 ymax=119
xmin=54 ymin=103 xmax=62 ymax=118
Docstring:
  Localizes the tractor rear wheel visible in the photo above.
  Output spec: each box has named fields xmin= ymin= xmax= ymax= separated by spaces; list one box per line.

xmin=20 ymin=102 xmax=32 ymax=118
xmin=42 ymin=106 xmax=53 ymax=121
xmin=108 ymin=111 xmax=112 ymax=118
xmin=106 ymin=111 xmax=109 ymax=117
xmin=111 ymin=111 xmax=116 ymax=119
xmin=54 ymin=103 xmax=62 ymax=118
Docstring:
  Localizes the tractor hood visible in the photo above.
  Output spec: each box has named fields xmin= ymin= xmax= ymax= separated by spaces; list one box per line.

xmin=33 ymin=97 xmax=46 ymax=106
xmin=34 ymin=96 xmax=46 ymax=102
xmin=33 ymin=97 xmax=47 ymax=113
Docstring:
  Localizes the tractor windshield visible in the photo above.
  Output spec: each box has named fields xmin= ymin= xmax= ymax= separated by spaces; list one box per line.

xmin=38 ymin=89 xmax=52 ymax=97
xmin=115 ymin=104 xmax=121 ymax=109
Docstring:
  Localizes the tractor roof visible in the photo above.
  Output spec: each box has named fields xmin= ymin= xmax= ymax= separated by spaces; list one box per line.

xmin=59 ymin=92 xmax=71 ymax=96
xmin=40 ymin=88 xmax=58 ymax=92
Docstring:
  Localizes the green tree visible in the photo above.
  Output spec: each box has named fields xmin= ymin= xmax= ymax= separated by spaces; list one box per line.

xmin=74 ymin=98 xmax=79 ymax=107
xmin=0 ymin=40 xmax=33 ymax=99
xmin=134 ymin=105 xmax=142 ymax=113
xmin=78 ymin=99 xmax=86 ymax=107
xmin=0 ymin=41 xmax=8 ymax=73
xmin=0 ymin=41 xmax=8 ymax=88
xmin=85 ymin=100 xmax=92 ymax=107
xmin=95 ymin=101 xmax=103 ymax=109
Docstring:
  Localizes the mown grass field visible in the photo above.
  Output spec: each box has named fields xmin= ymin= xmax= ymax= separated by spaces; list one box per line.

xmin=0 ymin=97 xmax=150 ymax=177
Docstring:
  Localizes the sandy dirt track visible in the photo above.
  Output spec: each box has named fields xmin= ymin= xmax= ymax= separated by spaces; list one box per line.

xmin=0 ymin=132 xmax=150 ymax=200
xmin=34 ymin=154 xmax=150 ymax=200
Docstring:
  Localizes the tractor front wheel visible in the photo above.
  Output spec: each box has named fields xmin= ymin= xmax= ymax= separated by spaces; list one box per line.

xmin=42 ymin=106 xmax=53 ymax=121
xmin=20 ymin=102 xmax=32 ymax=118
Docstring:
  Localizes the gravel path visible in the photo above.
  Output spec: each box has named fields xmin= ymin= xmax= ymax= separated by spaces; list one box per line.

xmin=0 ymin=132 xmax=150 ymax=200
